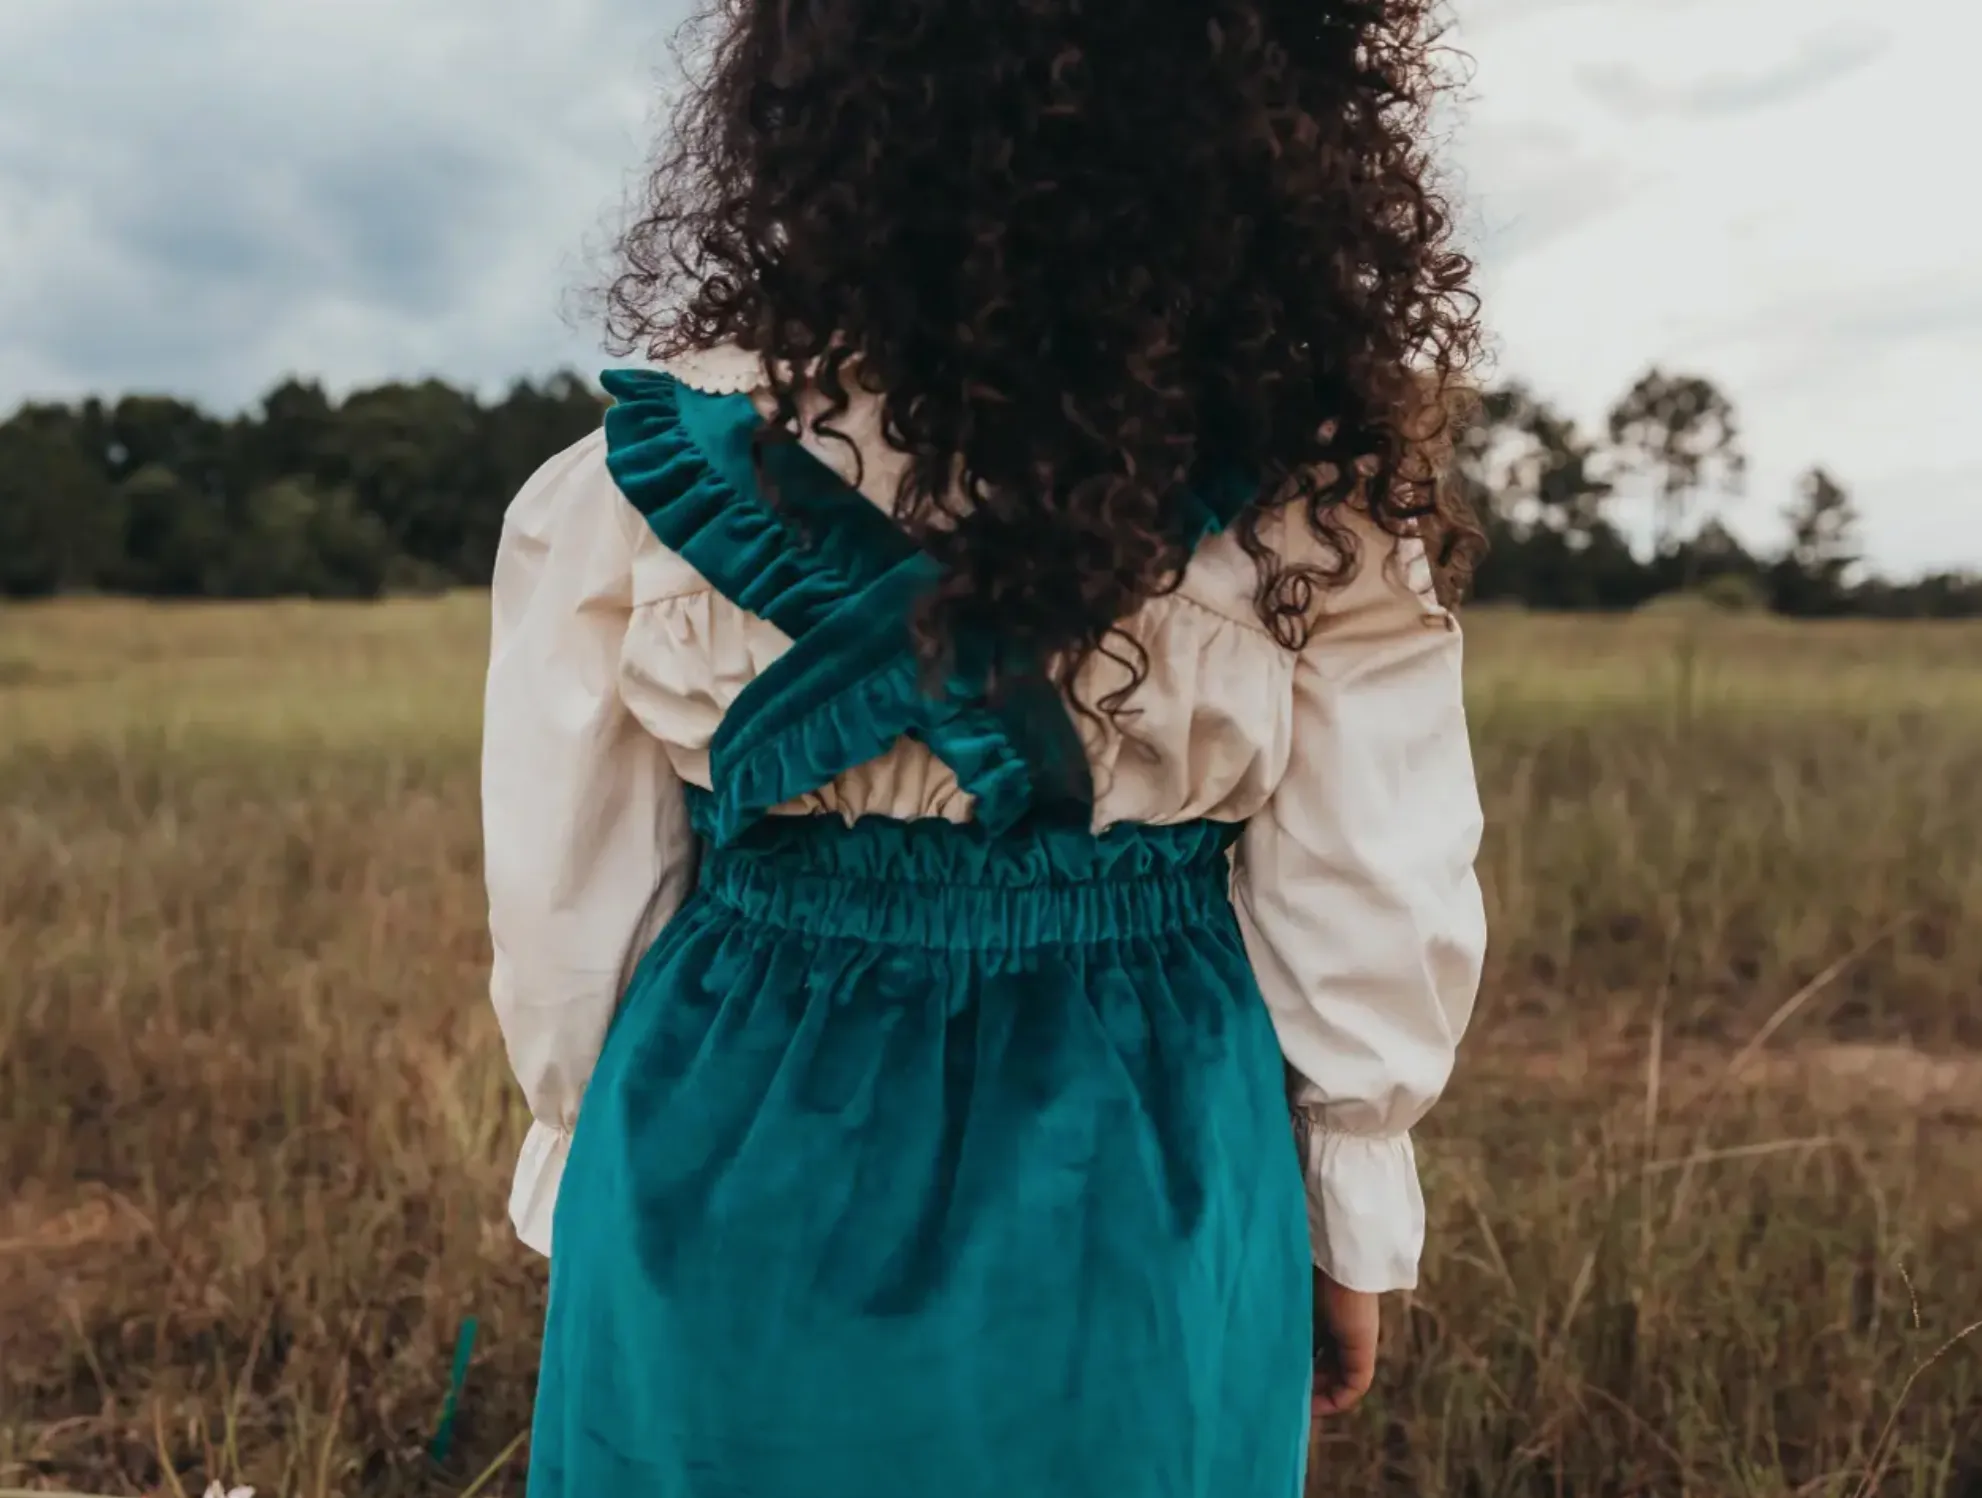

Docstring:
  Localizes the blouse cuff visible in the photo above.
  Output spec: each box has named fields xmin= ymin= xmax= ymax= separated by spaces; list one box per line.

xmin=508 ymin=1118 xmax=571 ymax=1257
xmin=1299 ymin=1119 xmax=1427 ymax=1293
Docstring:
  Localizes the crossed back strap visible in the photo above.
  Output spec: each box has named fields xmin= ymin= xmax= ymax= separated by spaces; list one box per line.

xmin=601 ymin=368 xmax=1251 ymax=847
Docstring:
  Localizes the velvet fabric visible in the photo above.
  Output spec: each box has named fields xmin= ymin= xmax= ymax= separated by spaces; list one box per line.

xmin=526 ymin=371 xmax=1311 ymax=1496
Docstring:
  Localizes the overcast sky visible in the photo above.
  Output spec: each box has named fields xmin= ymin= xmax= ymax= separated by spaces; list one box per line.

xmin=1 ymin=0 xmax=1974 ymax=575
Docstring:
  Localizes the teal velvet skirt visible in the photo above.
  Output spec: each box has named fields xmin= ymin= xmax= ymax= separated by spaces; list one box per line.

xmin=529 ymin=801 xmax=1312 ymax=1497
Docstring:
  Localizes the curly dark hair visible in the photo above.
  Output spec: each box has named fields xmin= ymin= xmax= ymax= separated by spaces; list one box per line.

xmin=605 ymin=0 xmax=1483 ymax=719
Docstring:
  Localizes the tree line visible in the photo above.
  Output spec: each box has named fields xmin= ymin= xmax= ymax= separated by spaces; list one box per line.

xmin=1 ymin=366 xmax=1975 ymax=616
xmin=1455 ymin=371 xmax=1978 ymax=619
xmin=0 ymin=375 xmax=605 ymax=602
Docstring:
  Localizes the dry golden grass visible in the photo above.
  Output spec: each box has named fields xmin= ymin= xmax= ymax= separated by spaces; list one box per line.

xmin=2 ymin=598 xmax=1979 ymax=1497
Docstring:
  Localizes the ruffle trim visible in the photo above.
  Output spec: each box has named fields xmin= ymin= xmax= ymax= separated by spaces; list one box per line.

xmin=689 ymin=786 xmax=1239 ymax=881
xmin=602 ymin=367 xmax=898 ymax=644
xmin=657 ymin=342 xmax=772 ymax=395
xmin=508 ymin=1119 xmax=568 ymax=1257
xmin=1296 ymin=1118 xmax=1425 ymax=1293
xmin=685 ymin=792 xmax=1242 ymax=948
xmin=710 ymin=645 xmax=1039 ymax=848
xmin=601 ymin=367 xmax=1087 ymax=844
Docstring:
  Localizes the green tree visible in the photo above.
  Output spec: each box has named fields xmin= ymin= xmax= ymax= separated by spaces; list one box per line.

xmin=229 ymin=378 xmax=338 ymax=508
xmin=1605 ymin=370 xmax=1746 ymax=555
xmin=1463 ymin=384 xmax=1614 ymax=542
xmin=332 ymin=380 xmax=494 ymax=580
xmin=0 ymin=408 xmax=122 ymax=597
xmin=103 ymin=394 xmax=231 ymax=497
xmin=1456 ymin=383 xmax=1656 ymax=608
xmin=300 ymin=485 xmax=396 ymax=599
xmin=218 ymin=479 xmax=394 ymax=600
xmin=1771 ymin=466 xmax=1861 ymax=617
xmin=114 ymin=463 xmax=228 ymax=596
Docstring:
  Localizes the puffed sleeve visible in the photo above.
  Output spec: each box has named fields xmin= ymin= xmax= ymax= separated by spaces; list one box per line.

xmin=483 ymin=430 xmax=697 ymax=1256
xmin=1233 ymin=515 xmax=1487 ymax=1293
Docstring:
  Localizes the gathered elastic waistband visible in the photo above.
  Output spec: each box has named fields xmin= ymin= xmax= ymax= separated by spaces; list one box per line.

xmin=688 ymin=802 xmax=1240 ymax=950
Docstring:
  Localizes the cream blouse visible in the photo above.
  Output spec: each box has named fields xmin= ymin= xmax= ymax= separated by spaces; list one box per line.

xmin=483 ymin=343 xmax=1487 ymax=1294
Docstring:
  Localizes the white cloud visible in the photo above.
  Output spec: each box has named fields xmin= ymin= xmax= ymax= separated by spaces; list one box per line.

xmin=0 ymin=0 xmax=675 ymax=408
xmin=1451 ymin=0 xmax=1981 ymax=575
xmin=0 ymin=0 xmax=1974 ymax=574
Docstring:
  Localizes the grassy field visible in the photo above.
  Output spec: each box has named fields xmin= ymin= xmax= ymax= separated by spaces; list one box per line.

xmin=2 ymin=597 xmax=1979 ymax=1498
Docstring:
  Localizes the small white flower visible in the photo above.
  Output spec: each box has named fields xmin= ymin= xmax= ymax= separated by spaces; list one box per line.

xmin=203 ymin=1484 xmax=254 ymax=1498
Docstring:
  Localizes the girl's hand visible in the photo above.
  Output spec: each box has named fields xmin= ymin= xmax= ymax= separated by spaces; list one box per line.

xmin=1312 ymin=1269 xmax=1380 ymax=1415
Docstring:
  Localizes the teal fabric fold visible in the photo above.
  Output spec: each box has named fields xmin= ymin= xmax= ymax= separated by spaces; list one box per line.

xmin=530 ymin=806 xmax=1312 ymax=1498
xmin=706 ymin=549 xmax=1080 ymax=843
xmin=600 ymin=367 xmax=1095 ymax=840
xmin=530 ymin=374 xmax=1308 ymax=1498
xmin=684 ymin=786 xmax=1244 ymax=949
xmin=602 ymin=368 xmax=901 ymax=642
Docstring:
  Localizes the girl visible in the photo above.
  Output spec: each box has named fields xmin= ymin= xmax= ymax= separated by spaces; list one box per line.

xmin=483 ymin=2 xmax=1486 ymax=1493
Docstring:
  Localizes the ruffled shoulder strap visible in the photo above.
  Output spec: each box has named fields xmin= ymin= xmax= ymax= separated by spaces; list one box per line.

xmin=600 ymin=365 xmax=1092 ymax=845
xmin=601 ymin=360 xmax=1263 ymax=846
xmin=602 ymin=366 xmax=909 ymax=643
